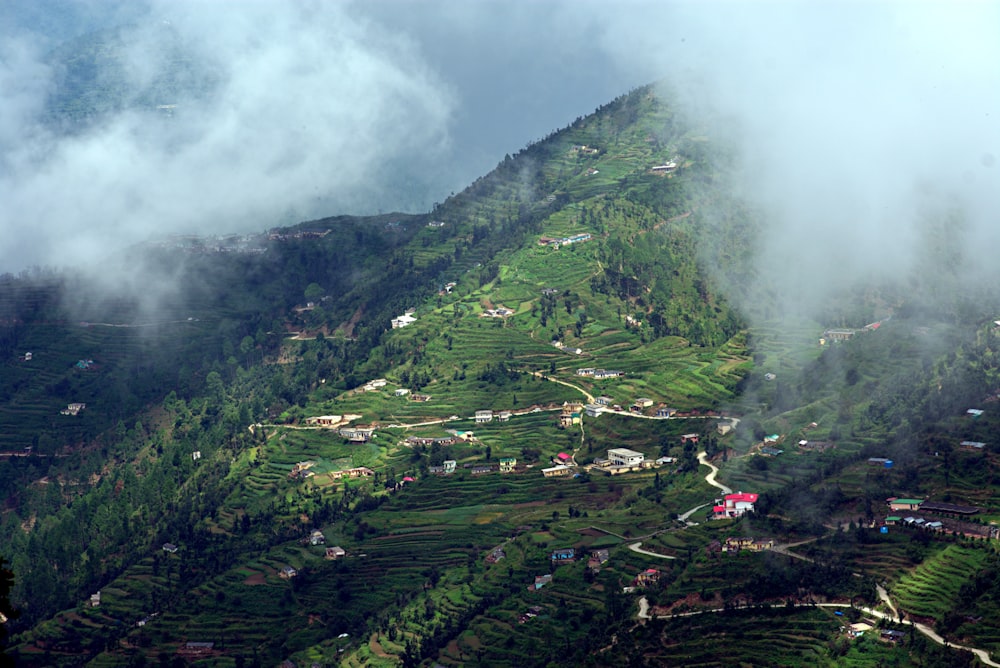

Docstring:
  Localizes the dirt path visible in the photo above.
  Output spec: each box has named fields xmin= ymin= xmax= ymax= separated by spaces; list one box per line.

xmin=877 ymin=583 xmax=898 ymax=619
xmin=531 ymin=371 xmax=594 ymax=403
xmin=369 ymin=633 xmax=393 ymax=659
xmin=771 ymin=536 xmax=819 ymax=562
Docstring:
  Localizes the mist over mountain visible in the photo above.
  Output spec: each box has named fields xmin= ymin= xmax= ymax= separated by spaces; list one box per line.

xmin=1 ymin=0 xmax=997 ymax=325
xmin=5 ymin=5 xmax=1000 ymax=665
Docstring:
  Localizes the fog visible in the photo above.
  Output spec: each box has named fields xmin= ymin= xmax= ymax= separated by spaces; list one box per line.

xmin=1 ymin=0 xmax=997 ymax=320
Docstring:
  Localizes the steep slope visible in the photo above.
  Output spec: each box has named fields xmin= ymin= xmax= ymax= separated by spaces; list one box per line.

xmin=9 ymin=81 xmax=998 ymax=668
xmin=1 ymin=83 xmax=759 ymax=666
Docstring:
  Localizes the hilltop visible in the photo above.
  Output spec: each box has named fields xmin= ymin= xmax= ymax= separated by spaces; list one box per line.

xmin=3 ymin=84 xmax=1000 ymax=667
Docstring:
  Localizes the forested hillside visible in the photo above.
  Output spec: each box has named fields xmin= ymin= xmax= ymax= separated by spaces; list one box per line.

xmin=2 ymin=84 xmax=999 ymax=667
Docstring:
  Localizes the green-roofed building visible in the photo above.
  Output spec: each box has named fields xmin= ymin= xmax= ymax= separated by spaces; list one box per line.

xmin=888 ymin=498 xmax=923 ymax=511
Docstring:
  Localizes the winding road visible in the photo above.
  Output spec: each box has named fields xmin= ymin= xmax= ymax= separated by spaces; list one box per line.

xmin=630 ymin=453 xmax=1000 ymax=667
xmin=697 ymin=450 xmax=731 ymax=495
xmin=636 ymin=597 xmax=1000 ymax=667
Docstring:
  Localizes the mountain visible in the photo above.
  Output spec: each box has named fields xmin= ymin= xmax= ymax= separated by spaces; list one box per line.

xmin=3 ymin=84 xmax=1000 ymax=667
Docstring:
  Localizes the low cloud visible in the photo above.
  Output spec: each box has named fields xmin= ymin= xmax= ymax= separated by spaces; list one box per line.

xmin=3 ymin=0 xmax=997 ymax=325
xmin=0 ymin=1 xmax=454 ymax=273
xmin=592 ymin=1 xmax=1000 ymax=319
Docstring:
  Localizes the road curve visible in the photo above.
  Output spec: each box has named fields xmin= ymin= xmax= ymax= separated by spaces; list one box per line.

xmin=628 ymin=542 xmax=677 ymax=560
xmin=697 ymin=451 xmax=732 ymax=495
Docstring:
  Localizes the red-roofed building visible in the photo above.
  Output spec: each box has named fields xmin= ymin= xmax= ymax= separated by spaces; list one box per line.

xmin=557 ymin=452 xmax=572 ymax=463
xmin=634 ymin=568 xmax=660 ymax=587
xmin=713 ymin=492 xmax=758 ymax=519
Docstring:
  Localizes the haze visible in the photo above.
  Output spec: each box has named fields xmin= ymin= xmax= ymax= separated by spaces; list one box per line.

xmin=1 ymin=0 xmax=996 ymax=320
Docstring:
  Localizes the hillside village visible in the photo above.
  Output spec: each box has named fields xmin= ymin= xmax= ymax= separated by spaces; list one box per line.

xmin=4 ymin=82 xmax=1000 ymax=668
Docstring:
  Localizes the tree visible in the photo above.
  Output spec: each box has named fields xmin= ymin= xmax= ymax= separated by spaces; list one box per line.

xmin=1 ymin=557 xmax=18 ymax=667
xmin=304 ymin=283 xmax=324 ymax=303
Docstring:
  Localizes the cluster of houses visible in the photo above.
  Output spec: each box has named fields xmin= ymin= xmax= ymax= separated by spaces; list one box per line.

xmin=559 ymin=402 xmax=582 ymax=427
xmin=586 ymin=394 xmax=679 ymax=419
xmin=576 ymin=368 xmax=625 ymax=379
xmin=538 ymin=448 xmax=675 ymax=478
xmin=60 ymin=402 xmax=86 ymax=416
xmin=289 ymin=461 xmax=316 ymax=480
xmin=475 ymin=409 xmax=512 ymax=423
xmin=428 ymin=460 xmax=458 ymax=475
xmin=359 ymin=378 xmax=388 ymax=392
xmin=329 ymin=467 xmax=374 ymax=481
xmin=882 ymin=497 xmax=996 ymax=538
xmin=268 ymin=229 xmax=329 ymax=241
xmin=551 ymin=340 xmax=583 ymax=355
xmin=712 ymin=492 xmax=758 ymax=519
xmin=409 ymin=435 xmax=459 ymax=448
xmin=720 ymin=537 xmax=773 ymax=553
xmin=819 ymin=320 xmax=885 ymax=346
xmin=538 ymin=232 xmax=592 ymax=248
xmin=425 ymin=457 xmax=518 ymax=476
xmin=592 ymin=448 xmax=653 ymax=475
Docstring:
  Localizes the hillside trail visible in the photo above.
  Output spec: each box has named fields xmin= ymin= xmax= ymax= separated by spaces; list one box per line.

xmin=531 ymin=371 xmax=594 ymax=403
xmin=771 ymin=536 xmax=819 ymax=562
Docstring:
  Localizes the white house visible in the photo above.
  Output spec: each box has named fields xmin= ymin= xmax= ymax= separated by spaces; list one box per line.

xmin=475 ymin=410 xmax=494 ymax=423
xmin=392 ymin=313 xmax=417 ymax=329
xmin=607 ymin=448 xmax=645 ymax=467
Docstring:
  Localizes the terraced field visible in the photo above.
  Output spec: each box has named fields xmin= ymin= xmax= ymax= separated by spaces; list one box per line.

xmin=892 ymin=544 xmax=987 ymax=621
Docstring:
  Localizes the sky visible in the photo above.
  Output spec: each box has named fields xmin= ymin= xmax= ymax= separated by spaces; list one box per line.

xmin=0 ymin=0 xmax=997 ymax=316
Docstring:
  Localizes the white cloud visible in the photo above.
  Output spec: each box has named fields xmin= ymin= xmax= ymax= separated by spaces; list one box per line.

xmin=0 ymin=1 xmax=454 ymax=272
